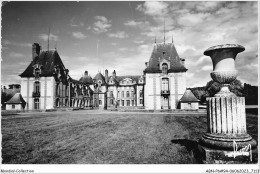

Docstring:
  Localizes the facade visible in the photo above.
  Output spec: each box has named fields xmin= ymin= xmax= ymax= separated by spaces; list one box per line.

xmin=19 ymin=39 xmax=188 ymax=110
xmin=179 ymin=89 xmax=199 ymax=109
xmin=143 ymin=41 xmax=187 ymax=110
xmin=5 ymin=93 xmax=26 ymax=110
xmin=19 ymin=43 xmax=94 ymax=110
xmin=92 ymin=70 xmax=144 ymax=109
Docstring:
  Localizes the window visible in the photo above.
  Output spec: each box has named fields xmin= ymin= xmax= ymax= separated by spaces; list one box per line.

xmin=122 ymin=100 xmax=124 ymax=106
xmin=35 ymin=68 xmax=40 ymax=79
xmin=162 ymin=78 xmax=169 ymax=91
xmin=162 ymin=63 xmax=168 ymax=74
xmin=127 ymin=100 xmax=130 ymax=106
xmin=35 ymin=81 xmax=40 ymax=93
xmin=126 ymin=91 xmax=129 ymax=97
xmin=140 ymin=99 xmax=143 ymax=104
xmin=162 ymin=97 xmax=169 ymax=108
xmin=34 ymin=98 xmax=40 ymax=109
xmin=12 ymin=104 xmax=15 ymax=109
xmin=117 ymin=91 xmax=120 ymax=97
xmin=131 ymin=91 xmax=134 ymax=97
xmin=99 ymin=100 xmax=102 ymax=105
xmin=56 ymin=98 xmax=59 ymax=107
xmin=110 ymin=99 xmax=113 ymax=105
xmin=132 ymin=100 xmax=134 ymax=106
xmin=121 ymin=91 xmax=124 ymax=98
xmin=117 ymin=100 xmax=120 ymax=106
xmin=110 ymin=91 xmax=113 ymax=97
xmin=56 ymin=83 xmax=60 ymax=96
xmin=139 ymin=90 xmax=143 ymax=97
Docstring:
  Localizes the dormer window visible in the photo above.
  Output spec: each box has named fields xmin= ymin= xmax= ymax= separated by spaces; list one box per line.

xmin=33 ymin=64 xmax=42 ymax=79
xmin=98 ymin=80 xmax=102 ymax=87
xmin=35 ymin=68 xmax=40 ymax=79
xmin=162 ymin=63 xmax=168 ymax=74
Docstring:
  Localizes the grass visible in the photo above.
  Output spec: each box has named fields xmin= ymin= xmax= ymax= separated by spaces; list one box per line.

xmin=1 ymin=110 xmax=258 ymax=164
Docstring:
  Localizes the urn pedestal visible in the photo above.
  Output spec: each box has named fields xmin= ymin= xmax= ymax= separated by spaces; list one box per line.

xmin=198 ymin=44 xmax=257 ymax=164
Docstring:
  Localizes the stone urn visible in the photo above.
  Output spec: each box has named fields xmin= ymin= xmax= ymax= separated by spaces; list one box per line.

xmin=199 ymin=44 xmax=257 ymax=163
xmin=204 ymin=44 xmax=245 ymax=97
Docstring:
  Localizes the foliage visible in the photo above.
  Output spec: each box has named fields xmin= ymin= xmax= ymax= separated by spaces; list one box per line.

xmin=244 ymin=83 xmax=258 ymax=105
xmin=190 ymin=79 xmax=246 ymax=103
xmin=205 ymin=79 xmax=244 ymax=97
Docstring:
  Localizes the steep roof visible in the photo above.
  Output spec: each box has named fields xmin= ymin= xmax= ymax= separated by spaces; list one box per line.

xmin=107 ymin=75 xmax=143 ymax=85
xmin=79 ymin=76 xmax=93 ymax=84
xmin=93 ymin=72 xmax=106 ymax=85
xmin=116 ymin=75 xmax=140 ymax=82
xmin=5 ymin=93 xmax=26 ymax=104
xmin=179 ymin=89 xmax=200 ymax=103
xmin=19 ymin=50 xmax=66 ymax=78
xmin=144 ymin=43 xmax=187 ymax=73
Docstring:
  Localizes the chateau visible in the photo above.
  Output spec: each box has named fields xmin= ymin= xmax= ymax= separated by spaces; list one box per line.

xmin=19 ymin=39 xmax=188 ymax=110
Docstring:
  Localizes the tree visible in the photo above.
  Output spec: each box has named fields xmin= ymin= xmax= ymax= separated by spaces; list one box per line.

xmin=205 ymin=79 xmax=244 ymax=97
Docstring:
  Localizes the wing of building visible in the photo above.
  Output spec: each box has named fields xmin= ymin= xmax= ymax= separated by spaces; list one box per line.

xmin=19 ymin=43 xmax=94 ymax=110
xmin=143 ymin=41 xmax=188 ymax=110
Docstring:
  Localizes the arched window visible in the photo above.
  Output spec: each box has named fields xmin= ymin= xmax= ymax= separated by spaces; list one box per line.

xmin=34 ymin=81 xmax=40 ymax=94
xmin=162 ymin=63 xmax=168 ymax=74
xmin=162 ymin=78 xmax=169 ymax=91
xmin=131 ymin=91 xmax=134 ymax=97
xmin=126 ymin=91 xmax=130 ymax=97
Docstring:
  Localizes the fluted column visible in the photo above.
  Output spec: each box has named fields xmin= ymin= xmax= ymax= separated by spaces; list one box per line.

xmin=207 ymin=97 xmax=246 ymax=135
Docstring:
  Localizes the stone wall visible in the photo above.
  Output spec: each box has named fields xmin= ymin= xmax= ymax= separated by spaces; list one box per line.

xmin=180 ymin=102 xmax=199 ymax=109
xmin=145 ymin=72 xmax=186 ymax=110
xmin=6 ymin=104 xmax=23 ymax=110
xmin=21 ymin=77 xmax=55 ymax=110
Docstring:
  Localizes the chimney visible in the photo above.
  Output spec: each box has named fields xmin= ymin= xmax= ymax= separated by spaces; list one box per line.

xmin=32 ymin=43 xmax=40 ymax=60
xmin=112 ymin=70 xmax=116 ymax=78
xmin=105 ymin=69 xmax=108 ymax=83
xmin=84 ymin=71 xmax=88 ymax=76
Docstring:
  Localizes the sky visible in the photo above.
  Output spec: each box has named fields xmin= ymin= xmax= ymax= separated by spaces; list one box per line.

xmin=1 ymin=1 xmax=258 ymax=88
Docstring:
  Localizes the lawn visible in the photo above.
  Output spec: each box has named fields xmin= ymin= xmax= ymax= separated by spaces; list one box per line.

xmin=1 ymin=110 xmax=258 ymax=164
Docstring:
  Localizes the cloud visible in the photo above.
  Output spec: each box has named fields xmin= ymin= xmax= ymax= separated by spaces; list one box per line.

xmin=38 ymin=33 xmax=59 ymax=41
xmin=2 ymin=40 xmax=31 ymax=47
xmin=93 ymin=16 xmax=112 ymax=33
xmin=136 ymin=1 xmax=169 ymax=16
xmin=107 ymin=31 xmax=128 ymax=38
xmin=79 ymin=22 xmax=84 ymax=26
xmin=70 ymin=23 xmax=78 ymax=27
xmin=193 ymin=56 xmax=211 ymax=66
xmin=201 ymin=65 xmax=212 ymax=71
xmin=195 ymin=1 xmax=221 ymax=12
xmin=72 ymin=32 xmax=87 ymax=39
xmin=9 ymin=52 xmax=25 ymax=58
xmin=178 ymin=12 xmax=210 ymax=27
xmin=133 ymin=40 xmax=144 ymax=44
xmin=124 ymin=20 xmax=143 ymax=27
